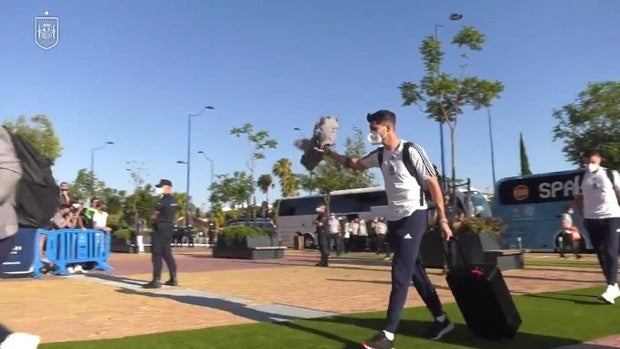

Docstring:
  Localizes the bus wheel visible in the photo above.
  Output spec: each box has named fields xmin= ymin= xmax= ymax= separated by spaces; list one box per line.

xmin=304 ymin=233 xmax=316 ymax=249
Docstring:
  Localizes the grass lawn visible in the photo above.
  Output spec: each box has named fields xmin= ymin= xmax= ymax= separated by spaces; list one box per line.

xmin=42 ymin=286 xmax=618 ymax=349
xmin=524 ymin=257 xmax=601 ymax=269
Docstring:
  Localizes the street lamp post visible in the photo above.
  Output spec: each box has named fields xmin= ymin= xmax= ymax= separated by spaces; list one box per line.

xmin=182 ymin=105 xmax=214 ymax=228
xmin=90 ymin=141 xmax=114 ymax=176
xmin=434 ymin=13 xmax=463 ymax=192
xmin=487 ymin=108 xmax=497 ymax=188
xmin=197 ymin=151 xmax=214 ymax=184
xmin=90 ymin=141 xmax=114 ymax=196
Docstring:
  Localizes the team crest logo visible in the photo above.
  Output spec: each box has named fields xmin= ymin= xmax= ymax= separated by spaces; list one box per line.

xmin=512 ymin=184 xmax=529 ymax=201
xmin=34 ymin=11 xmax=59 ymax=50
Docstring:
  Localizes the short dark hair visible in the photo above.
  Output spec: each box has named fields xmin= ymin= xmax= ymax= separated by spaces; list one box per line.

xmin=585 ymin=150 xmax=601 ymax=158
xmin=366 ymin=110 xmax=396 ymax=125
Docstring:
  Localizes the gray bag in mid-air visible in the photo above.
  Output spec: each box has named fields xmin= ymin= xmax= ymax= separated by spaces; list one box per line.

xmin=294 ymin=116 xmax=339 ymax=171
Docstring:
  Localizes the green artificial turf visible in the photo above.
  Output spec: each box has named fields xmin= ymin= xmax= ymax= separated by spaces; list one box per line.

xmin=525 ymin=258 xmax=601 ymax=269
xmin=42 ymin=286 xmax=619 ymax=349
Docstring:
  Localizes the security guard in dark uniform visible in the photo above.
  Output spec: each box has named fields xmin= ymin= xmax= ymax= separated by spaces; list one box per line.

xmin=143 ymin=179 xmax=179 ymax=289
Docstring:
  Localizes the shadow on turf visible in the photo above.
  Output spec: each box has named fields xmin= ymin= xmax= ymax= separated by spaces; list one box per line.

xmin=116 ymin=287 xmax=298 ymax=323
xmin=114 ymin=286 xmax=591 ymax=349
xmin=503 ymin=274 xmax=601 ymax=285
xmin=299 ymin=316 xmax=587 ymax=349
xmin=84 ymin=273 xmax=149 ymax=286
xmin=523 ymin=292 xmax=608 ymax=306
xmin=325 ymin=277 xmax=451 ymax=291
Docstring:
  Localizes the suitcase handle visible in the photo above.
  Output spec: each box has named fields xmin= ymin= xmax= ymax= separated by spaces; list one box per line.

xmin=445 ymin=236 xmax=468 ymax=269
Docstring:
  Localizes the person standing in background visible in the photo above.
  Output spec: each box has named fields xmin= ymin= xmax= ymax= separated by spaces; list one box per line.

xmin=574 ymin=151 xmax=620 ymax=304
xmin=136 ymin=218 xmax=145 ymax=254
xmin=143 ymin=179 xmax=180 ymax=289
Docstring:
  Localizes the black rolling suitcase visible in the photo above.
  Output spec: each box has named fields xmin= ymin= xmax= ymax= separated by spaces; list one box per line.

xmin=445 ymin=238 xmax=522 ymax=340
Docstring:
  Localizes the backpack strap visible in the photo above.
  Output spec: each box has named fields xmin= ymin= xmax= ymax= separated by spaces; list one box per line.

xmin=402 ymin=142 xmax=425 ymax=206
xmin=377 ymin=142 xmax=429 ymax=206
xmin=579 ymin=168 xmax=616 ymax=188
xmin=576 ymin=169 xmax=617 ymax=199
xmin=606 ymin=168 xmax=615 ymax=187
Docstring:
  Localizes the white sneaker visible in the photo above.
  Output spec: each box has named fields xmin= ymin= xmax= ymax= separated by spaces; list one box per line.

xmin=67 ymin=266 xmax=75 ymax=274
xmin=610 ymin=284 xmax=620 ymax=298
xmin=0 ymin=332 xmax=41 ymax=349
xmin=600 ymin=284 xmax=620 ymax=304
xmin=73 ymin=265 xmax=84 ymax=274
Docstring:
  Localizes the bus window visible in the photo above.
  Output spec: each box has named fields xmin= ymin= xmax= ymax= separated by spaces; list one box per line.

xmin=357 ymin=191 xmax=388 ymax=210
xmin=277 ymin=199 xmax=296 ymax=216
xmin=277 ymin=196 xmax=324 ymax=216
xmin=328 ymin=190 xmax=388 ymax=214
xmin=330 ymin=193 xmax=360 ymax=213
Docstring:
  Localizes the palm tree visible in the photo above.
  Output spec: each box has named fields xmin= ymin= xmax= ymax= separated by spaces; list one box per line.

xmin=272 ymin=158 xmax=299 ymax=197
xmin=257 ymin=174 xmax=274 ymax=205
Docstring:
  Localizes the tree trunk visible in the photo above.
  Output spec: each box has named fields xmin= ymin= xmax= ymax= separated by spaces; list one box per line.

xmin=450 ymin=125 xmax=457 ymax=191
xmin=324 ymin=193 xmax=331 ymax=215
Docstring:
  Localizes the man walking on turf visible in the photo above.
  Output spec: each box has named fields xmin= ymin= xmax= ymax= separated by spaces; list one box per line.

xmin=574 ymin=150 xmax=620 ymax=304
xmin=319 ymin=109 xmax=454 ymax=349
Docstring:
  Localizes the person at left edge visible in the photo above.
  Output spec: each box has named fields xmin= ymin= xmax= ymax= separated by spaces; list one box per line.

xmin=143 ymin=179 xmax=179 ymax=289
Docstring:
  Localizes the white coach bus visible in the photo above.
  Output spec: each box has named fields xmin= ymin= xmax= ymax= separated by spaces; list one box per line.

xmin=274 ymin=185 xmax=492 ymax=248
xmin=274 ymin=187 xmax=390 ymax=248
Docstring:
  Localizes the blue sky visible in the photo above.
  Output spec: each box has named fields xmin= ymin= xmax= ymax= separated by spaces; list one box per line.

xmin=1 ymin=0 xmax=619 ymax=207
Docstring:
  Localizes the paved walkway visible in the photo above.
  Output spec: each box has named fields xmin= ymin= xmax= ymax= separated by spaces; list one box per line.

xmin=0 ymin=249 xmax=618 ymax=347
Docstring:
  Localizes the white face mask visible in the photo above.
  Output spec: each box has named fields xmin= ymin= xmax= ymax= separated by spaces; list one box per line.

xmin=587 ymin=163 xmax=600 ymax=173
xmin=367 ymin=127 xmax=386 ymax=145
xmin=155 ymin=187 xmax=164 ymax=195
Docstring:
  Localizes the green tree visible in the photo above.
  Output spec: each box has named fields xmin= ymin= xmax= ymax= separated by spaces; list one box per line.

xmin=99 ymin=187 xmax=125 ymax=215
xmin=70 ymin=168 xmax=106 ymax=201
xmin=272 ymin=158 xmax=299 ymax=197
xmin=2 ymin=114 xmax=62 ymax=162
xmin=230 ymin=123 xmax=278 ymax=219
xmin=552 ymin=81 xmax=620 ymax=169
xmin=343 ymin=127 xmax=376 ymax=186
xmin=519 ymin=132 xmax=532 ymax=176
xmin=211 ymin=202 xmax=226 ymax=228
xmin=257 ymin=173 xmax=274 ymax=205
xmin=125 ymin=161 xmax=149 ymax=225
xmin=399 ymin=26 xmax=504 ymax=189
xmin=208 ymin=171 xmax=254 ymax=218
xmin=299 ymin=128 xmax=374 ymax=212
xmin=123 ymin=184 xmax=158 ymax=226
xmin=173 ymin=192 xmax=190 ymax=223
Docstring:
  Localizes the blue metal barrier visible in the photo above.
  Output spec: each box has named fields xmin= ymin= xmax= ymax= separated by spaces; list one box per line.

xmin=0 ymin=228 xmax=38 ymax=276
xmin=33 ymin=228 xmax=113 ymax=279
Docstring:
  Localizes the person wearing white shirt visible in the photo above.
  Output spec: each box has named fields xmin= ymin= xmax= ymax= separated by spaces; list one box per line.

xmin=93 ymin=205 xmax=111 ymax=232
xmin=320 ymin=109 xmax=454 ymax=348
xmin=358 ymin=218 xmax=369 ymax=251
xmin=342 ymin=218 xmax=351 ymax=253
xmin=575 ymin=151 xmax=620 ymax=304
xmin=327 ymin=213 xmax=343 ymax=256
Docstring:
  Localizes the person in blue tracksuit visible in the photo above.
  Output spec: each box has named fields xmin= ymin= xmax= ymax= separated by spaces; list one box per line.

xmin=319 ymin=109 xmax=454 ymax=349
